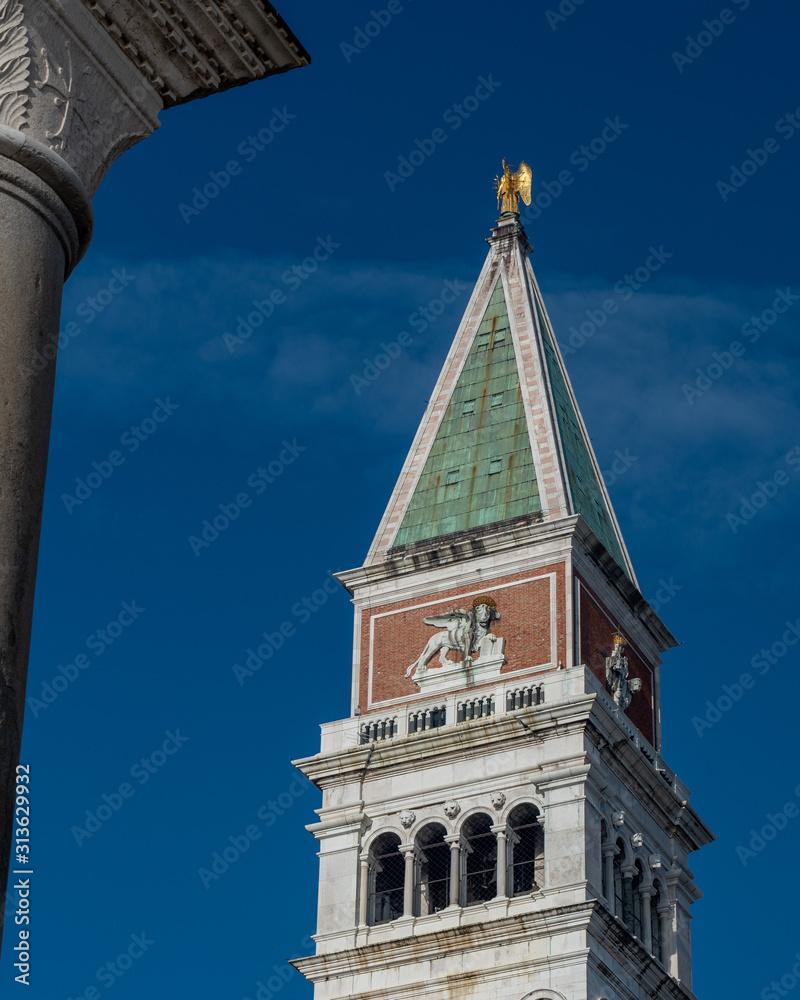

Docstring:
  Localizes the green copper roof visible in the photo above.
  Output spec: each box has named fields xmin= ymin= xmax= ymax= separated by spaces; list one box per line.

xmin=533 ymin=290 xmax=628 ymax=571
xmin=393 ymin=280 xmax=541 ymax=547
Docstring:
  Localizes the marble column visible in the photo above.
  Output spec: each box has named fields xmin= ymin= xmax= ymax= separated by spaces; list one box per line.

xmin=491 ymin=824 xmax=508 ymax=897
xmin=445 ymin=834 xmax=461 ymax=907
xmin=602 ymin=842 xmax=616 ymax=911
xmin=357 ymin=851 xmax=370 ymax=928
xmin=640 ymin=884 xmax=655 ymax=954
xmin=0 ymin=0 xmax=308 ymax=952
xmin=401 ymin=845 xmax=416 ymax=917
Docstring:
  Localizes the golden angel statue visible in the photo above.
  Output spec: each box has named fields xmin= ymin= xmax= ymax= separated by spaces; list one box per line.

xmin=495 ymin=158 xmax=533 ymax=214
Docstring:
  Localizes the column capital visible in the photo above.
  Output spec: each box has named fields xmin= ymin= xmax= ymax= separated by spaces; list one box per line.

xmin=0 ymin=0 xmax=309 ymax=249
xmin=490 ymin=824 xmax=508 ymax=837
xmin=444 ymin=834 xmax=462 ymax=846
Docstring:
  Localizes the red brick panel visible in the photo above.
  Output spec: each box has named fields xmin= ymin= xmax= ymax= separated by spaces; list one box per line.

xmin=361 ymin=563 xmax=566 ymax=709
xmin=577 ymin=576 xmax=655 ymax=744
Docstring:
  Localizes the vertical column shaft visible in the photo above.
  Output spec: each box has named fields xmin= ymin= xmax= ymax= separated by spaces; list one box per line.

xmin=0 ymin=145 xmax=91 ymax=947
xmin=640 ymin=885 xmax=655 ymax=953
xmin=401 ymin=846 xmax=416 ymax=917
xmin=602 ymin=845 xmax=616 ymax=910
xmin=445 ymin=835 xmax=461 ymax=907
xmin=358 ymin=853 xmax=370 ymax=927
xmin=492 ymin=825 xmax=508 ymax=897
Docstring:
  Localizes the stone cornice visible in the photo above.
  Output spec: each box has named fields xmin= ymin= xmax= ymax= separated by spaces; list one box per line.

xmin=294 ymin=681 xmax=714 ymax=855
xmin=293 ymin=694 xmax=596 ymax=787
xmin=589 ymin=905 xmax=700 ymax=1000
xmin=83 ymin=0 xmax=310 ymax=108
xmin=335 ymin=514 xmax=577 ymax=595
xmin=290 ymin=901 xmax=595 ymax=983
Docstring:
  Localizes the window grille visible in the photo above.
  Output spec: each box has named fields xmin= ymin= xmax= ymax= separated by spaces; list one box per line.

xmin=456 ymin=695 xmax=494 ymax=722
xmin=408 ymin=705 xmax=446 ymax=734
xmin=613 ymin=840 xmax=625 ymax=921
xmin=508 ymin=803 xmax=544 ymax=895
xmin=652 ymin=884 xmax=665 ymax=964
xmin=506 ymin=684 xmax=545 ymax=711
xmin=462 ymin=813 xmax=497 ymax=906
xmin=368 ymin=833 xmax=404 ymax=926
xmin=414 ymin=824 xmax=450 ymax=916
xmin=631 ymin=861 xmax=644 ymax=939
xmin=359 ymin=718 xmax=398 ymax=744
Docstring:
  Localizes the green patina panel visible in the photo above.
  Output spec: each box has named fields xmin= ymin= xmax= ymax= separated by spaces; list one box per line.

xmin=393 ymin=281 xmax=541 ymax=547
xmin=533 ymin=291 xmax=628 ymax=573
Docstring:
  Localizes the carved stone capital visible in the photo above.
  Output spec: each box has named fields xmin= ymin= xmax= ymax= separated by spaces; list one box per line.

xmin=0 ymin=0 xmax=308 ymax=252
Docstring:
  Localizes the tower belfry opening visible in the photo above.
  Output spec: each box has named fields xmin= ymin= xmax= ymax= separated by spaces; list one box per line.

xmin=291 ymin=171 xmax=713 ymax=1000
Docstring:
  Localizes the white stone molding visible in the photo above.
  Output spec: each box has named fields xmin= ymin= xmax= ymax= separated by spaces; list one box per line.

xmin=520 ymin=991 xmax=567 ymax=1000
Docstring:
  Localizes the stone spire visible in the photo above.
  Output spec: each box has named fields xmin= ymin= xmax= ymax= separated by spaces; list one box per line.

xmin=366 ymin=214 xmax=636 ymax=584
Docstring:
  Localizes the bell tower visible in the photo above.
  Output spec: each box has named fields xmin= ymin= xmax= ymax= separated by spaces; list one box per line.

xmin=292 ymin=186 xmax=713 ymax=1000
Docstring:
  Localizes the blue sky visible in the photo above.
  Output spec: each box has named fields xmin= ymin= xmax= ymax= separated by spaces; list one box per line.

xmin=3 ymin=1 xmax=799 ymax=997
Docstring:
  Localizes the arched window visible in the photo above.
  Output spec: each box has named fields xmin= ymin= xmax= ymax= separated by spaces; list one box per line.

xmin=414 ymin=823 xmax=450 ymax=916
xmin=368 ymin=832 xmax=404 ymax=925
xmin=631 ymin=860 xmax=644 ymax=939
xmin=462 ymin=813 xmax=497 ymax=906
xmin=508 ymin=803 xmax=544 ymax=895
